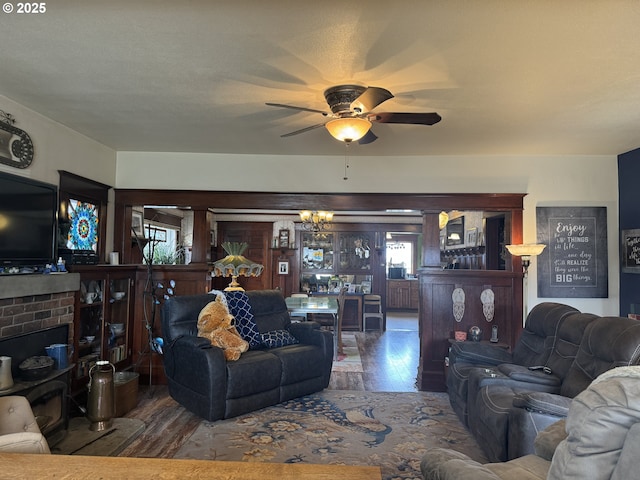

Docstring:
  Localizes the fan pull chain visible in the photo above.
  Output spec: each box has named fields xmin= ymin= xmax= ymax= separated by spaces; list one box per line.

xmin=343 ymin=143 xmax=350 ymax=180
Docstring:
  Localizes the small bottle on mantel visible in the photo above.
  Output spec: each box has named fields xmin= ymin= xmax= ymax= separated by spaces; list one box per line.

xmin=56 ymin=257 xmax=67 ymax=273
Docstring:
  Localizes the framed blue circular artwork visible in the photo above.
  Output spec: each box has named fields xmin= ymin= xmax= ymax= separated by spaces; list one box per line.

xmin=67 ymin=199 xmax=99 ymax=252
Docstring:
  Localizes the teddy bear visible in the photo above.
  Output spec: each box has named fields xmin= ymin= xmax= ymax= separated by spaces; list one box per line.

xmin=197 ymin=294 xmax=249 ymax=361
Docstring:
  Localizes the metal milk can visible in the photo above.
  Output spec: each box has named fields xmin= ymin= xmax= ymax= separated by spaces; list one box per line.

xmin=0 ymin=356 xmax=14 ymax=390
xmin=87 ymin=360 xmax=115 ymax=431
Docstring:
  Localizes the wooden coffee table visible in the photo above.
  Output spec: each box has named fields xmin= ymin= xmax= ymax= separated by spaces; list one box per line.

xmin=0 ymin=453 xmax=382 ymax=479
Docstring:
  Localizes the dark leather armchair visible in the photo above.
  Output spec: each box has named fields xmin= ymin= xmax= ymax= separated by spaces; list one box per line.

xmin=506 ymin=315 xmax=640 ymax=459
xmin=467 ymin=310 xmax=597 ymax=462
xmin=447 ymin=302 xmax=579 ymax=426
xmin=161 ymin=290 xmax=333 ymax=421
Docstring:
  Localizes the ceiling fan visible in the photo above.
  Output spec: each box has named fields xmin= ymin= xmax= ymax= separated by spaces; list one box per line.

xmin=266 ymin=84 xmax=441 ymax=144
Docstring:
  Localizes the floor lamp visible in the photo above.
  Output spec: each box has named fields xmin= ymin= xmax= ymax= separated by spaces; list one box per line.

xmin=506 ymin=244 xmax=546 ymax=325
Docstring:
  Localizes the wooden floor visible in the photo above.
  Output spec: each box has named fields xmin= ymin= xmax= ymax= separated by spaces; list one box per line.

xmin=118 ymin=311 xmax=419 ymax=458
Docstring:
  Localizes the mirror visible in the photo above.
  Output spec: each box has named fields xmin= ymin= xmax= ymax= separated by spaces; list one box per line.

xmin=446 ymin=216 xmax=464 ymax=246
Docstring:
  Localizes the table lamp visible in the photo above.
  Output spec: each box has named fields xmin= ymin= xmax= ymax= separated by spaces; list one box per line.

xmin=212 ymin=242 xmax=264 ymax=291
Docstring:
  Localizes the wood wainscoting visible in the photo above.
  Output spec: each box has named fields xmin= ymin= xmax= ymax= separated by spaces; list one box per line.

xmin=132 ymin=264 xmax=212 ymax=385
xmin=417 ymin=268 xmax=523 ymax=391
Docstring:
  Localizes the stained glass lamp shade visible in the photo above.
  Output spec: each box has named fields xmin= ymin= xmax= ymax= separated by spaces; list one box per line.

xmin=212 ymin=242 xmax=264 ymax=291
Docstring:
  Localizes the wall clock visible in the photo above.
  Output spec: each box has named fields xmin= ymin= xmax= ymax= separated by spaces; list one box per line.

xmin=0 ymin=111 xmax=34 ymax=169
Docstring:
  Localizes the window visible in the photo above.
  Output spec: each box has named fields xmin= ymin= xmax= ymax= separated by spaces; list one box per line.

xmin=386 ymin=240 xmax=413 ymax=275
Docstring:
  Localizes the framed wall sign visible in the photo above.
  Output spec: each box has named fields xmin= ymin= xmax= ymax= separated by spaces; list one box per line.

xmin=278 ymin=229 xmax=290 ymax=248
xmin=536 ymin=206 xmax=608 ymax=298
xmin=278 ymin=261 xmax=289 ymax=275
xmin=132 ymin=210 xmax=144 ymax=237
xmin=621 ymin=229 xmax=640 ymax=273
xmin=466 ymin=228 xmax=478 ymax=246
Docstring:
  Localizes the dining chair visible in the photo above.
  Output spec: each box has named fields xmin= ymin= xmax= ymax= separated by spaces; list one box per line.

xmin=336 ymin=287 xmax=348 ymax=355
xmin=363 ymin=294 xmax=384 ymax=332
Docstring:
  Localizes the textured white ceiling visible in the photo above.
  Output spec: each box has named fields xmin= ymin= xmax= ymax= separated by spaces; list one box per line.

xmin=1 ymin=0 xmax=639 ymax=156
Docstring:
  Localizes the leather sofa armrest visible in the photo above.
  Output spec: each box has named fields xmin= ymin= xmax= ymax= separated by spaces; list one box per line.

xmin=533 ymin=419 xmax=567 ymax=461
xmin=449 ymin=341 xmax=513 ymax=366
xmin=162 ymin=335 xmax=226 ymax=388
xmin=288 ymin=322 xmax=333 ymax=356
xmin=421 ymin=448 xmax=501 ymax=480
xmin=513 ymin=391 xmax=572 ymax=417
xmin=497 ymin=364 xmax=561 ymax=387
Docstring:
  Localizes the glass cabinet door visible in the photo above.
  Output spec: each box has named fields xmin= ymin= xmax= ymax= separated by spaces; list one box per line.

xmin=106 ymin=276 xmax=131 ymax=364
xmin=75 ymin=271 xmax=133 ymax=381
xmin=77 ymin=277 xmax=104 ymax=378
xmin=301 ymin=233 xmax=334 ymax=271
xmin=338 ymin=232 xmax=372 ymax=272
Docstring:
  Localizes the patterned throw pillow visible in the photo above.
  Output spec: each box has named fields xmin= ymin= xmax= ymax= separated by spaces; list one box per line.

xmin=225 ymin=291 xmax=262 ymax=349
xmin=261 ymin=330 xmax=299 ymax=349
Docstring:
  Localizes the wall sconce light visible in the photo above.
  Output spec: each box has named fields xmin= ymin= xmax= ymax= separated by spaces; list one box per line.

xmin=439 ymin=211 xmax=449 ymax=230
xmin=506 ymin=244 xmax=546 ymax=277
xmin=506 ymin=243 xmax=546 ymax=326
xmin=299 ymin=210 xmax=334 ymax=232
xmin=325 ymin=117 xmax=372 ymax=142
xmin=212 ymin=242 xmax=264 ymax=291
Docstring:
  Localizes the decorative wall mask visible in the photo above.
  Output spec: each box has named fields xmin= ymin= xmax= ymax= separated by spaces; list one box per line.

xmin=481 ymin=288 xmax=495 ymax=322
xmin=0 ymin=110 xmax=34 ymax=169
xmin=452 ymin=287 xmax=465 ymax=322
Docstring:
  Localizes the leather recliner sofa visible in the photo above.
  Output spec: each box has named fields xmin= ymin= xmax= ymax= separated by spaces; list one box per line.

xmin=447 ymin=302 xmax=580 ymax=427
xmin=422 ymin=366 xmax=640 ymax=480
xmin=161 ymin=290 xmax=333 ymax=421
xmin=447 ymin=302 xmax=640 ymax=463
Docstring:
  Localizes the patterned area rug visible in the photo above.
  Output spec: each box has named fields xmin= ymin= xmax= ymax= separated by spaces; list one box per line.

xmin=173 ymin=390 xmax=486 ymax=480
xmin=332 ymin=333 xmax=363 ymax=373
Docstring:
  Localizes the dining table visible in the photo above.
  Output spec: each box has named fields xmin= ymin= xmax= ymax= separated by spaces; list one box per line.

xmin=285 ymin=296 xmax=340 ymax=360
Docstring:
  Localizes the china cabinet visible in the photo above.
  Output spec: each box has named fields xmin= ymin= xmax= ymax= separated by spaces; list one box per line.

xmin=300 ymin=231 xmax=375 ymax=331
xmin=70 ymin=265 xmax=136 ymax=393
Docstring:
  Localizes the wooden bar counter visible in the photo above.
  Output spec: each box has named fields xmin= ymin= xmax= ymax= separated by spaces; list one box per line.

xmin=0 ymin=453 xmax=382 ymax=479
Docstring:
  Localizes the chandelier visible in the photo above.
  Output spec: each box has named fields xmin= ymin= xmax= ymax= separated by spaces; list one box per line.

xmin=299 ymin=210 xmax=334 ymax=232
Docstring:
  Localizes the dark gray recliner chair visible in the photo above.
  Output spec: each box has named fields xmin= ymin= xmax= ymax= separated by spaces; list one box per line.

xmin=447 ymin=302 xmax=579 ymax=426
xmin=506 ymin=315 xmax=640 ymax=459
xmin=467 ymin=310 xmax=596 ymax=462
xmin=161 ymin=290 xmax=333 ymax=421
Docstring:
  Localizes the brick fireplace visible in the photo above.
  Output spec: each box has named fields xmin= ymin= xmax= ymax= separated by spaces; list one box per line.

xmin=0 ymin=273 xmax=80 ymax=340
xmin=0 ymin=274 xmax=80 ymax=445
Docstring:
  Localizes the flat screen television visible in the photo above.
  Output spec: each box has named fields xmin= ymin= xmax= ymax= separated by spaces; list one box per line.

xmin=0 ymin=171 xmax=58 ymax=266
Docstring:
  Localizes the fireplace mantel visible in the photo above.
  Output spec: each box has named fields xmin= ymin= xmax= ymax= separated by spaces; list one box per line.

xmin=0 ymin=273 xmax=80 ymax=300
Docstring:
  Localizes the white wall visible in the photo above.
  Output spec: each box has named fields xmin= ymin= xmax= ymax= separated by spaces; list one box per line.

xmin=0 ymin=95 xmax=117 ymax=252
xmin=117 ymin=151 xmax=619 ymax=316
xmin=0 ymin=94 xmax=621 ymax=316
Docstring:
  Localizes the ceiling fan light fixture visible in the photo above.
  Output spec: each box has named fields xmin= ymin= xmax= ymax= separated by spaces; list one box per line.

xmin=325 ymin=117 xmax=372 ymax=142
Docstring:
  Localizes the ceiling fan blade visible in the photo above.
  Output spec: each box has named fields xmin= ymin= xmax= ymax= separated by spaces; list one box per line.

xmin=266 ymin=103 xmax=329 ymax=116
xmin=351 ymin=86 xmax=394 ymax=113
xmin=369 ymin=112 xmax=442 ymax=125
xmin=358 ymin=130 xmax=378 ymax=145
xmin=280 ymin=122 xmax=327 ymax=138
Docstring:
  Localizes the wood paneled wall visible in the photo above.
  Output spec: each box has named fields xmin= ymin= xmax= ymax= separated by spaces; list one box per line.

xmin=133 ymin=265 xmax=211 ymax=385
xmin=417 ymin=269 xmax=523 ymax=391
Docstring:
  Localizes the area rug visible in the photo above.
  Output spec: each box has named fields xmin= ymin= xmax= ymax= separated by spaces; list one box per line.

xmin=333 ymin=333 xmax=363 ymax=373
xmin=173 ymin=390 xmax=486 ymax=480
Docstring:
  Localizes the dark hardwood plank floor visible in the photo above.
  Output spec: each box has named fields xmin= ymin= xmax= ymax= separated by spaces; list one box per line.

xmin=118 ymin=311 xmax=419 ymax=458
